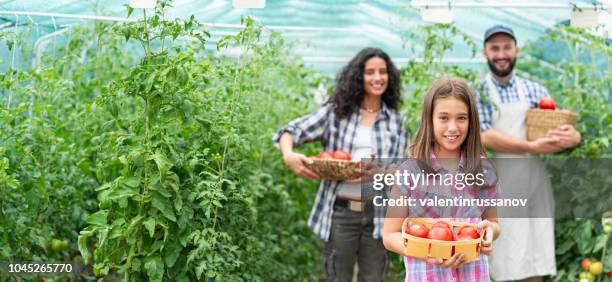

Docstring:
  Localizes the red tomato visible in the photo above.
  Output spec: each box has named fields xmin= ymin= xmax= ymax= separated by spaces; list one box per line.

xmin=456 ymin=233 xmax=477 ymax=241
xmin=581 ymin=258 xmax=592 ymax=271
xmin=407 ymin=223 xmax=429 ymax=238
xmin=428 ymin=226 xmax=453 ymax=241
xmin=332 ymin=150 xmax=351 ymax=160
xmin=319 ymin=151 xmax=333 ymax=159
xmin=539 ymin=97 xmax=556 ymax=110
xmin=432 ymin=221 xmax=450 ymax=229
xmin=607 ymin=270 xmax=612 ymax=278
xmin=457 ymin=226 xmax=480 ymax=239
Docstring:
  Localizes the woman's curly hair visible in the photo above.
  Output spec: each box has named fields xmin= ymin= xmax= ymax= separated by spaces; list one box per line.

xmin=326 ymin=47 xmax=401 ymax=119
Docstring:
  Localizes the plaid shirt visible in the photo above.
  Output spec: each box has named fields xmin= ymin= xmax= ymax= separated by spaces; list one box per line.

xmin=397 ymin=152 xmax=499 ymax=219
xmin=475 ymin=73 xmax=550 ymax=131
xmin=401 ymin=152 xmax=498 ymax=282
xmin=273 ymin=103 xmax=409 ymax=241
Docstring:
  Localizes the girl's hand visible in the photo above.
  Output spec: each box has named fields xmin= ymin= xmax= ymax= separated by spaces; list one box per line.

xmin=425 ymin=253 xmax=468 ymax=269
xmin=282 ymin=152 xmax=320 ymax=179
xmin=346 ymin=162 xmax=380 ymax=184
xmin=345 ymin=167 xmax=363 ymax=184
xmin=477 ymin=219 xmax=496 ymax=255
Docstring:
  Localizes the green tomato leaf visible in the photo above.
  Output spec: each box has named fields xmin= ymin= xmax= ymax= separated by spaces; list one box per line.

xmin=108 ymin=181 xmax=139 ymax=200
xmin=126 ymin=215 xmax=144 ymax=236
xmin=125 ymin=5 xmax=134 ymax=18
xmin=143 ymin=217 xmax=156 ymax=238
xmin=555 ymin=238 xmax=574 ymax=254
xmin=78 ymin=229 xmax=93 ymax=263
xmin=123 ymin=176 xmax=141 ymax=188
xmin=150 ymin=152 xmax=172 ymax=176
xmin=152 ymin=191 xmax=176 ymax=222
xmin=87 ymin=210 xmax=108 ymax=226
xmin=592 ymin=233 xmax=608 ymax=253
xmin=95 ymin=182 xmax=112 ymax=191
xmin=131 ymin=258 xmax=141 ymax=272
xmin=124 ymin=28 xmax=131 ymax=42
xmin=577 ymin=220 xmax=594 ymax=255
xmin=164 ymin=238 xmax=182 ymax=268
xmin=145 ymin=70 xmax=158 ymax=94
xmin=110 ymin=218 xmax=127 ymax=239
xmin=605 ymin=250 xmax=612 ymax=272
xmin=144 ymin=255 xmax=164 ymax=282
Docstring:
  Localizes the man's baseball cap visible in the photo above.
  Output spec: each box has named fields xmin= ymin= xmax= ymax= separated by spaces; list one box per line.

xmin=484 ymin=25 xmax=516 ymax=43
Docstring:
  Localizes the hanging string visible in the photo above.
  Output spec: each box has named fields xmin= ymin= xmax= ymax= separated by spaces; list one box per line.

xmin=10 ymin=16 xmax=18 ymax=69
xmin=7 ymin=15 xmax=19 ymax=108
xmin=51 ymin=16 xmax=57 ymax=57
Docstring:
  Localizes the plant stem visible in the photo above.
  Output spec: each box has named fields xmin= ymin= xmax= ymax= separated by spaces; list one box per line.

xmin=160 ymin=13 xmax=165 ymax=53
xmin=562 ymin=28 xmax=580 ymax=90
xmin=598 ymin=233 xmax=609 ymax=282
xmin=125 ymin=9 xmax=154 ymax=282
xmin=144 ymin=9 xmax=151 ymax=56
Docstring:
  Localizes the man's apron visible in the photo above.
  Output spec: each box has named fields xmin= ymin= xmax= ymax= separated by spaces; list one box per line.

xmin=485 ymin=74 xmax=557 ymax=281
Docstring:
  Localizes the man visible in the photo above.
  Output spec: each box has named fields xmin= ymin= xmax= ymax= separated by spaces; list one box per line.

xmin=476 ymin=25 xmax=581 ymax=282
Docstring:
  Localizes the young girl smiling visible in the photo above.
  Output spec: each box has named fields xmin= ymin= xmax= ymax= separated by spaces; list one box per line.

xmin=382 ymin=78 xmax=500 ymax=281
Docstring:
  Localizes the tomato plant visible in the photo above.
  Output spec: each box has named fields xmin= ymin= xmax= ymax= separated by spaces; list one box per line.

xmin=518 ymin=25 xmax=611 ymax=282
xmin=2 ymin=3 xmax=328 ymax=280
xmin=0 ymin=23 xmax=127 ymax=274
xmin=73 ymin=4 xmax=329 ymax=280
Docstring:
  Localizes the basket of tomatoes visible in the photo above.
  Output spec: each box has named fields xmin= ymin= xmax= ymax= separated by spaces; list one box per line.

xmin=526 ymin=97 xmax=578 ymax=141
xmin=306 ymin=150 xmax=361 ymax=181
xmin=402 ymin=217 xmax=482 ymax=262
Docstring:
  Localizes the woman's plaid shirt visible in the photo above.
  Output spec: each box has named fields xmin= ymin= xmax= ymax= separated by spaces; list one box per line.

xmin=273 ymin=103 xmax=409 ymax=241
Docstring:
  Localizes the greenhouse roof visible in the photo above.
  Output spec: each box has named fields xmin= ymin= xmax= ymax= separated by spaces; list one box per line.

xmin=1 ymin=0 xmax=611 ymax=74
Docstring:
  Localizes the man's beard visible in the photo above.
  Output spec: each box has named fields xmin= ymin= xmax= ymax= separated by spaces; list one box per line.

xmin=487 ymin=57 xmax=516 ymax=77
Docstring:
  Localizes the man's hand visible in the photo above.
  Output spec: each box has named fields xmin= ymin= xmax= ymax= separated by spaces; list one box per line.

xmin=546 ymin=124 xmax=581 ymax=149
xmin=282 ymin=152 xmax=320 ymax=179
xmin=527 ymin=136 xmax=565 ymax=154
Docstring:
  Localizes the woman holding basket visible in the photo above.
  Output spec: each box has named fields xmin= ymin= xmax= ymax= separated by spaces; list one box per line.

xmin=273 ymin=47 xmax=409 ymax=281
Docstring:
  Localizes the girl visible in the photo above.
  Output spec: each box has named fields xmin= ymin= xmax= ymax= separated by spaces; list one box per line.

xmin=273 ymin=47 xmax=409 ymax=281
xmin=382 ymin=78 xmax=500 ymax=281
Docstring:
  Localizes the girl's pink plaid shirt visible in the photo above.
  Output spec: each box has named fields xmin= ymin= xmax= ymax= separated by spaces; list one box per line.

xmin=398 ymin=151 xmax=499 ymax=282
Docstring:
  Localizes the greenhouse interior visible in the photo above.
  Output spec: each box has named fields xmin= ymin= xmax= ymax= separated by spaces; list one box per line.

xmin=0 ymin=0 xmax=610 ymax=281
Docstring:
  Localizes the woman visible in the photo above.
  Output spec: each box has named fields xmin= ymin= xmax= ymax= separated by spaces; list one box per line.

xmin=273 ymin=47 xmax=409 ymax=281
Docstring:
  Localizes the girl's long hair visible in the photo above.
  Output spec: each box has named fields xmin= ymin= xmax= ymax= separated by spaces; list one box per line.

xmin=409 ymin=77 xmax=487 ymax=177
xmin=326 ymin=47 xmax=401 ymax=119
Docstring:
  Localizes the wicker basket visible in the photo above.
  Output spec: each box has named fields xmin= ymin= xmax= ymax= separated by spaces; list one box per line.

xmin=305 ymin=159 xmax=360 ymax=181
xmin=526 ymin=109 xmax=578 ymax=141
xmin=402 ymin=218 xmax=481 ymax=262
